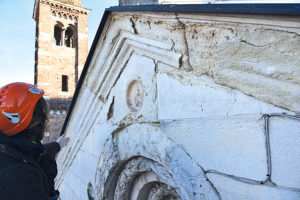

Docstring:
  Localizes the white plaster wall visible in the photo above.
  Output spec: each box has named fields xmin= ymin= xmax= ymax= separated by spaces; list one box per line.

xmin=56 ymin=11 xmax=300 ymax=200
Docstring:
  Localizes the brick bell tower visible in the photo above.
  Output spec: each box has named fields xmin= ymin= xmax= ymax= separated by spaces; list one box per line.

xmin=33 ymin=0 xmax=90 ymax=141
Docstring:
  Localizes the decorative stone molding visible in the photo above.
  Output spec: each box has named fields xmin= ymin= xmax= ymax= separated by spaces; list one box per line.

xmin=55 ymin=31 xmax=182 ymax=187
xmin=51 ymin=6 xmax=79 ymax=19
xmin=93 ymin=124 xmax=219 ymax=199
xmin=33 ymin=0 xmax=90 ymax=20
xmin=89 ymin=31 xmax=182 ymax=100
xmin=110 ymin=158 xmax=180 ymax=199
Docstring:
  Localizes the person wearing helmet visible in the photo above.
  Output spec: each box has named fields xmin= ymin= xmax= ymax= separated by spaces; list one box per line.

xmin=0 ymin=82 xmax=69 ymax=200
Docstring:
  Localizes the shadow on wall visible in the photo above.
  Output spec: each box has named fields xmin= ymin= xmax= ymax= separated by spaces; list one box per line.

xmin=43 ymin=98 xmax=72 ymax=143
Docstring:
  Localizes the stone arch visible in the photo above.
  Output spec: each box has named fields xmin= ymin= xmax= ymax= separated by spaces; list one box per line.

xmin=103 ymin=157 xmax=181 ymax=200
xmin=54 ymin=22 xmax=64 ymax=46
xmin=65 ymin=25 xmax=75 ymax=48
xmin=94 ymin=124 xmax=220 ymax=200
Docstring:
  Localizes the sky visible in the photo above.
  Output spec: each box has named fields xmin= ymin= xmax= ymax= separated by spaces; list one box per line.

xmin=0 ymin=0 xmax=118 ymax=87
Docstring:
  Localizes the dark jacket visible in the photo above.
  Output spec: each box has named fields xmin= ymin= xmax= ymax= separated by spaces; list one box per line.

xmin=0 ymin=131 xmax=60 ymax=200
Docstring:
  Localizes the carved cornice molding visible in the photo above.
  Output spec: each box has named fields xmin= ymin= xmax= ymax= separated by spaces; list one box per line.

xmin=55 ymin=31 xmax=182 ymax=186
xmin=92 ymin=31 xmax=182 ymax=101
xmin=33 ymin=0 xmax=90 ymax=20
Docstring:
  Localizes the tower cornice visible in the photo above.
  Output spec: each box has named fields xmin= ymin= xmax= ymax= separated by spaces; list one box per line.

xmin=33 ymin=0 xmax=90 ymax=21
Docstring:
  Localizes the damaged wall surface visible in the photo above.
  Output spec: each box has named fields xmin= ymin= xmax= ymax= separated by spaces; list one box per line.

xmin=56 ymin=5 xmax=300 ymax=200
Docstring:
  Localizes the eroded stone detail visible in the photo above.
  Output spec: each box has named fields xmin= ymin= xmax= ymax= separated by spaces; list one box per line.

xmin=93 ymin=124 xmax=219 ymax=200
xmin=148 ymin=183 xmax=180 ymax=200
xmin=113 ymin=158 xmax=180 ymax=200
xmin=109 ymin=13 xmax=300 ymax=112
xmin=126 ymin=79 xmax=144 ymax=112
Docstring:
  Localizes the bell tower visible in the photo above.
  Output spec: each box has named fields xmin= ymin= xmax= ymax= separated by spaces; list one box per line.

xmin=33 ymin=0 xmax=90 ymax=140
xmin=33 ymin=0 xmax=90 ymax=100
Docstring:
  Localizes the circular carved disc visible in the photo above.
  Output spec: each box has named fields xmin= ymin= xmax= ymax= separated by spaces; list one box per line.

xmin=126 ymin=79 xmax=144 ymax=112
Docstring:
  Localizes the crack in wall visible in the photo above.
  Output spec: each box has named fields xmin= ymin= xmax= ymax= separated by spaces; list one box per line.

xmin=240 ymin=37 xmax=289 ymax=48
xmin=106 ymin=51 xmax=134 ymax=101
xmin=107 ymin=96 xmax=115 ymax=120
xmin=102 ymin=16 xmax=113 ymax=42
xmin=175 ymin=13 xmax=192 ymax=71
xmin=240 ymin=40 xmax=273 ymax=48
xmin=178 ymin=145 xmax=223 ymax=200
xmin=171 ymin=39 xmax=175 ymax=51
xmin=263 ymin=114 xmax=272 ymax=181
xmin=110 ymin=32 xmax=121 ymax=46
xmin=153 ymin=59 xmax=159 ymax=121
xmin=130 ymin=17 xmax=138 ymax=34
xmin=110 ymin=124 xmax=131 ymax=160
xmin=146 ymin=20 xmax=151 ymax=30
xmin=162 ymin=128 xmax=223 ymax=199
xmin=264 ymin=28 xmax=300 ymax=37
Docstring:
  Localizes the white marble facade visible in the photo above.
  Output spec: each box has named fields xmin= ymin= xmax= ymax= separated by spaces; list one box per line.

xmin=56 ymin=10 xmax=300 ymax=200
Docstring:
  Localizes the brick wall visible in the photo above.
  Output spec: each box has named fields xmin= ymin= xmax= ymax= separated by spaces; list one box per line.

xmin=35 ymin=1 xmax=89 ymax=99
xmin=34 ymin=0 xmax=89 ymax=142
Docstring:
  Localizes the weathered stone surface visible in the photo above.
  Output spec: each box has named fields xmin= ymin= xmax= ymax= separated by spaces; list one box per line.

xmin=157 ymin=65 xmax=286 ymax=121
xmin=56 ymin=10 xmax=300 ymax=200
xmin=94 ymin=124 xmax=219 ymax=199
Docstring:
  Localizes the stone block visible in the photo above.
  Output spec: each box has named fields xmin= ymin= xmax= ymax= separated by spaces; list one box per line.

xmin=269 ymin=116 xmax=300 ymax=189
xmin=161 ymin=117 xmax=268 ymax=180
xmin=58 ymin=169 xmax=87 ymax=200
xmin=207 ymin=173 xmax=300 ymax=200
xmin=112 ymin=53 xmax=157 ymax=123
xmin=80 ymin=123 xmax=117 ymax=158
xmin=157 ymin=71 xmax=285 ymax=121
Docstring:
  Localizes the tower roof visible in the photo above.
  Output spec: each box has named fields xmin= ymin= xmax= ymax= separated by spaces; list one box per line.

xmin=54 ymin=0 xmax=82 ymax=7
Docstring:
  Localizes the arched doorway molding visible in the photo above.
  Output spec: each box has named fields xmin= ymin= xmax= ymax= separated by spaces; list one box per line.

xmin=94 ymin=124 xmax=220 ymax=200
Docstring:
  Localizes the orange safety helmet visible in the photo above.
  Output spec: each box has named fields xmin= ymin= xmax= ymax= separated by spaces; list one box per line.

xmin=0 ymin=82 xmax=44 ymax=136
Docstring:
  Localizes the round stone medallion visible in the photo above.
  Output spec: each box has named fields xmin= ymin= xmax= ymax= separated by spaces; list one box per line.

xmin=126 ymin=79 xmax=144 ymax=112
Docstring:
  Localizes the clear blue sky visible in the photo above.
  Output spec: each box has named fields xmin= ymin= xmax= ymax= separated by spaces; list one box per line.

xmin=0 ymin=0 xmax=118 ymax=87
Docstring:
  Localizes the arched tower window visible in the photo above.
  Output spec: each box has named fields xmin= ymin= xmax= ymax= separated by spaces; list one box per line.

xmin=65 ymin=25 xmax=74 ymax=48
xmin=52 ymin=11 xmax=56 ymax=17
xmin=54 ymin=23 xmax=63 ymax=46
